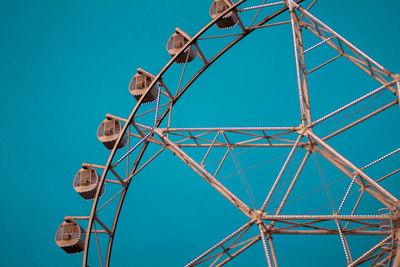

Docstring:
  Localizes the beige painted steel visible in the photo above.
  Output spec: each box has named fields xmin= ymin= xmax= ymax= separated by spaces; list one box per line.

xmin=393 ymin=219 xmax=400 ymax=267
xmin=55 ymin=0 xmax=400 ymax=266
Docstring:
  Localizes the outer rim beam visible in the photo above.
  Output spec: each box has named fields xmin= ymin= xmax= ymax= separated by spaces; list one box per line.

xmin=76 ymin=1 xmax=399 ymax=266
xmin=102 ymin=2 xmax=306 ymax=264
xmin=84 ymin=1 xmax=305 ymax=265
xmin=105 ymin=141 xmax=153 ymax=266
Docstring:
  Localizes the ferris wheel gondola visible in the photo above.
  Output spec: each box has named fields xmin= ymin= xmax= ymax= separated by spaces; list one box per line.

xmin=55 ymin=1 xmax=400 ymax=266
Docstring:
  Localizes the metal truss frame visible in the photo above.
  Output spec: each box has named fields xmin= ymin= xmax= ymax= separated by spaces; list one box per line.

xmin=61 ymin=0 xmax=400 ymax=266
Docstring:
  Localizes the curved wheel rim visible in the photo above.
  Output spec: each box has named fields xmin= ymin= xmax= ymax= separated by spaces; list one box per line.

xmin=83 ymin=1 xmax=298 ymax=265
xmin=57 ymin=1 xmax=400 ymax=266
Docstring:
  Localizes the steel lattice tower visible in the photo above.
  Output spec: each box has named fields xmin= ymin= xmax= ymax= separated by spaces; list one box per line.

xmin=55 ymin=1 xmax=400 ymax=266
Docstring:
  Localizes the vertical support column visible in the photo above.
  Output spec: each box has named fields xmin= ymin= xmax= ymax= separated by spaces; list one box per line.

xmin=293 ymin=11 xmax=312 ymax=125
xmin=287 ymin=0 xmax=312 ymax=125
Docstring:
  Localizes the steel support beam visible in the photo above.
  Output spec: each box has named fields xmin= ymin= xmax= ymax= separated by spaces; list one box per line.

xmin=307 ymin=130 xmax=400 ymax=208
xmin=155 ymin=129 xmax=253 ymax=217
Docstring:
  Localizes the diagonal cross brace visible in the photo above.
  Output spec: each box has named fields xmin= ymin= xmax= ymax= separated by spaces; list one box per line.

xmin=315 ymin=146 xmax=393 ymax=209
xmin=155 ymin=129 xmax=254 ymax=217
xmin=308 ymin=130 xmax=400 ymax=208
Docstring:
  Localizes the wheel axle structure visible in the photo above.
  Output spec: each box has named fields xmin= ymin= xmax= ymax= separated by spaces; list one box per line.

xmin=55 ymin=0 xmax=400 ymax=266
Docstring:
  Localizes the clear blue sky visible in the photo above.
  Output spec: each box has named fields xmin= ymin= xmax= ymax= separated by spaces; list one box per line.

xmin=0 ymin=0 xmax=399 ymax=266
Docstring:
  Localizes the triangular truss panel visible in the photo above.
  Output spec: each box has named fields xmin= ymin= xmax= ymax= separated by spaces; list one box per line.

xmin=56 ymin=1 xmax=400 ymax=266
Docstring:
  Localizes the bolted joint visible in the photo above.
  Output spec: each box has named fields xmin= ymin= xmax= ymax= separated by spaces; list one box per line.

xmin=304 ymin=142 xmax=317 ymax=153
xmin=253 ymin=210 xmax=265 ymax=225
xmin=285 ymin=0 xmax=296 ymax=10
xmin=296 ymin=123 xmax=308 ymax=136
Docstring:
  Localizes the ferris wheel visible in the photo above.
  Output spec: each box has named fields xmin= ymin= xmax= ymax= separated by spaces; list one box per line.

xmin=55 ymin=0 xmax=400 ymax=266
